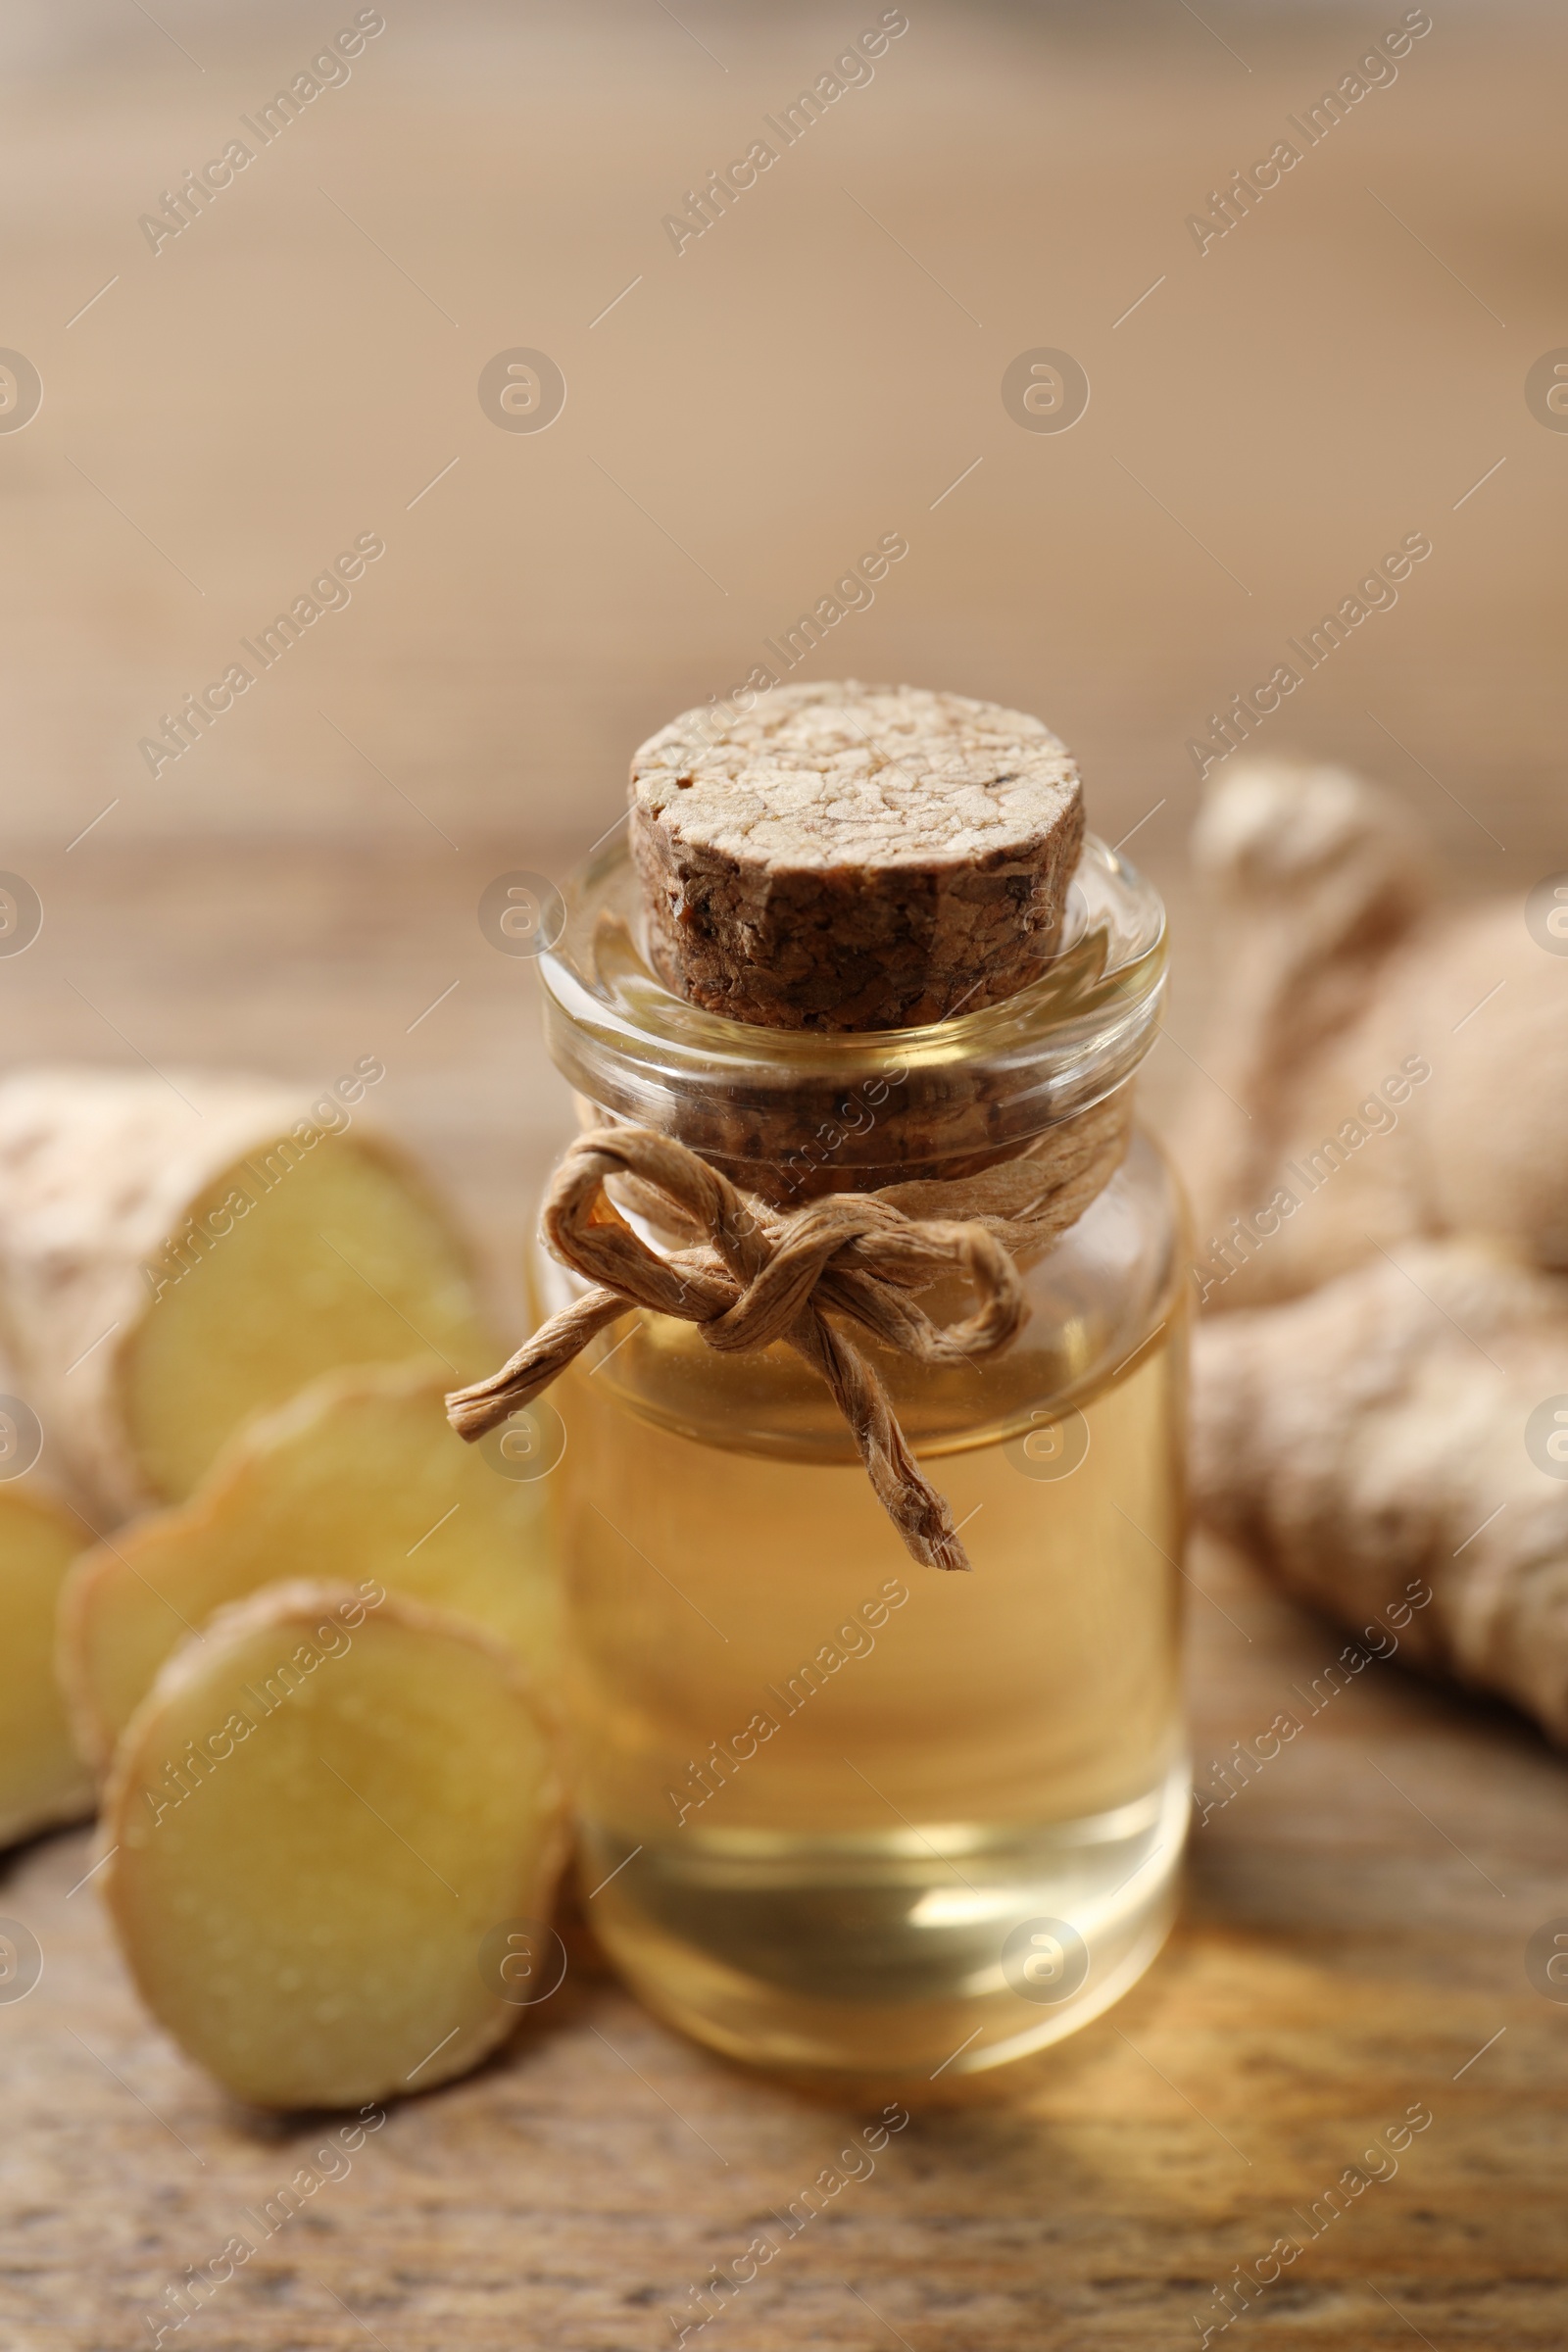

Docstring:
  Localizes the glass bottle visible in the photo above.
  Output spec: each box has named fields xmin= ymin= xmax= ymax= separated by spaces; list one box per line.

xmin=530 ymin=829 xmax=1187 ymax=2082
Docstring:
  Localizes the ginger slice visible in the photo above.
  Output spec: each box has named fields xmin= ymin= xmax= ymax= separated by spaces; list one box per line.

xmin=0 ymin=1069 xmax=494 ymax=1518
xmin=0 ymin=1477 xmax=96 ymax=1845
xmin=102 ymin=1583 xmax=567 ymax=2109
xmin=61 ymin=1362 xmax=561 ymax=1774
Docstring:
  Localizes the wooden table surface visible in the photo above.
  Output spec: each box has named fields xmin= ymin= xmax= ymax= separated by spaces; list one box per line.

xmin=10 ymin=1500 xmax=1568 ymax=2349
xmin=4 ymin=4 xmax=1567 ymax=2345
xmin=4 ymin=835 xmax=1567 ymax=2352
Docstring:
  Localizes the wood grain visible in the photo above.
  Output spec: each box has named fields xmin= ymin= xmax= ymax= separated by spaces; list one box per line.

xmin=5 ymin=1529 xmax=1565 ymax=2349
xmin=3 ymin=834 xmax=1566 ymax=2351
xmin=3 ymin=3 xmax=1567 ymax=2343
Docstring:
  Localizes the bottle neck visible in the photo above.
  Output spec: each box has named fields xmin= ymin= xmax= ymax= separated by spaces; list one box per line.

xmin=542 ymin=830 xmax=1167 ymax=1201
xmin=573 ymin=1077 xmax=1139 ymax=1213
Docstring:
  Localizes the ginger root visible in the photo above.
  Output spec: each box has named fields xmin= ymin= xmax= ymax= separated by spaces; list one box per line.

xmin=1179 ymin=761 xmax=1568 ymax=1311
xmin=1192 ymin=1241 xmax=1568 ymax=1742
xmin=0 ymin=1466 xmax=96 ymax=1844
xmin=62 ymin=1361 xmax=562 ymax=1773
xmin=0 ymin=1069 xmax=495 ymax=1519
xmin=102 ymin=1582 xmax=567 ymax=2108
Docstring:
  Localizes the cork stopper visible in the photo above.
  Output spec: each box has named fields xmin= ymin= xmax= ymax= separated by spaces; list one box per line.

xmin=628 ymin=680 xmax=1084 ymax=1032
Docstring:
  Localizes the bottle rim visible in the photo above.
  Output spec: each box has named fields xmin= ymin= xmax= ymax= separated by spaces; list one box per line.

xmin=538 ymin=831 xmax=1166 ymax=1176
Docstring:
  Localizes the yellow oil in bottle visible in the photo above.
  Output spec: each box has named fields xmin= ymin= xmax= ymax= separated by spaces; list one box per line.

xmin=556 ymin=1303 xmax=1188 ymax=2081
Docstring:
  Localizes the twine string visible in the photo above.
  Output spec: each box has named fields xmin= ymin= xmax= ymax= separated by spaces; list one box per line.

xmin=447 ymin=1099 xmax=1130 ymax=1573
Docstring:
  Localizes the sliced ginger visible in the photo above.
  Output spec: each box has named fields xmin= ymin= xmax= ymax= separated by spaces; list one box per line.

xmin=61 ymin=1361 xmax=561 ymax=1773
xmin=0 ymin=1069 xmax=495 ymax=1518
xmin=102 ymin=1582 xmax=567 ymax=2108
xmin=123 ymin=1136 xmax=491 ymax=1504
xmin=0 ymin=1479 xmax=96 ymax=1844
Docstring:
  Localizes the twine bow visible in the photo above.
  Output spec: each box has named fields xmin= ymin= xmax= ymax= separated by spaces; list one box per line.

xmin=447 ymin=1100 xmax=1130 ymax=1573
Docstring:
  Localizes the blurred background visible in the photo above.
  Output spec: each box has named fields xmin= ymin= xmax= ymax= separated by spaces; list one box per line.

xmin=3 ymin=0 xmax=1564 ymax=1250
